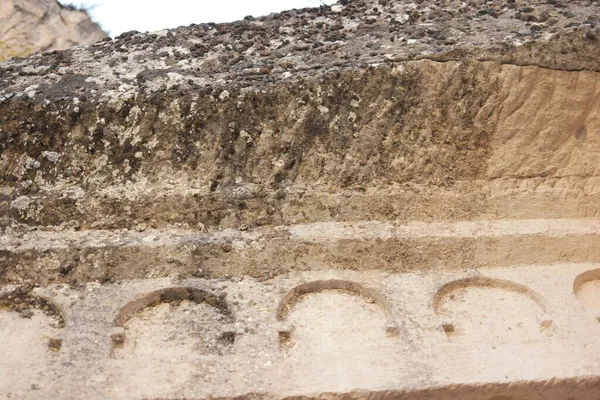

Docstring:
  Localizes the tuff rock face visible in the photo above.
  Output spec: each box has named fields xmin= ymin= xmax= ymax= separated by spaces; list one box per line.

xmin=0 ymin=0 xmax=107 ymax=59
xmin=1 ymin=1 xmax=600 ymax=399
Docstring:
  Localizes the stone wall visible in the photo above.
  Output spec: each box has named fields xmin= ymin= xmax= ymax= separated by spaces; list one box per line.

xmin=1 ymin=1 xmax=600 ymax=399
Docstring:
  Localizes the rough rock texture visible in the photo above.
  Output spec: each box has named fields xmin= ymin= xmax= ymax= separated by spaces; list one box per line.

xmin=1 ymin=0 xmax=600 ymax=399
xmin=0 ymin=0 xmax=107 ymax=59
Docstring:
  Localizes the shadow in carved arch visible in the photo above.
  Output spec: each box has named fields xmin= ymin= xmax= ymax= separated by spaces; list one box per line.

xmin=0 ymin=287 xmax=65 ymax=348
xmin=433 ymin=277 xmax=552 ymax=344
xmin=275 ymin=280 xmax=400 ymax=388
xmin=0 ymin=288 xmax=65 ymax=393
xmin=276 ymin=279 xmax=398 ymax=349
xmin=0 ymin=288 xmax=65 ymax=327
xmin=573 ymin=269 xmax=600 ymax=323
xmin=111 ymin=287 xmax=235 ymax=360
xmin=277 ymin=279 xmax=394 ymax=321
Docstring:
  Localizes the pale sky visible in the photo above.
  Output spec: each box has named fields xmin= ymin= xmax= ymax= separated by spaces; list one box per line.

xmin=64 ymin=0 xmax=337 ymax=37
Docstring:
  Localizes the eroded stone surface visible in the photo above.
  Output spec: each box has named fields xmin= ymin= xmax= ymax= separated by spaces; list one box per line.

xmin=2 ymin=0 xmax=600 ymax=399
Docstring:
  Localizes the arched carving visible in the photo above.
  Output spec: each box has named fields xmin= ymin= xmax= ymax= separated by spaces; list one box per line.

xmin=433 ymin=277 xmax=551 ymax=341
xmin=114 ymin=286 xmax=232 ymax=326
xmin=0 ymin=286 xmax=65 ymax=353
xmin=573 ymin=269 xmax=600 ymax=320
xmin=112 ymin=286 xmax=235 ymax=359
xmin=277 ymin=279 xmax=393 ymax=321
xmin=0 ymin=287 xmax=65 ymax=328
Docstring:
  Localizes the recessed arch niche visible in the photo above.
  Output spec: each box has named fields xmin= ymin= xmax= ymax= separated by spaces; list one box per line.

xmin=0 ymin=287 xmax=65 ymax=393
xmin=277 ymin=279 xmax=398 ymax=348
xmin=573 ymin=269 xmax=600 ymax=322
xmin=275 ymin=279 xmax=400 ymax=384
xmin=433 ymin=277 xmax=552 ymax=344
xmin=112 ymin=287 xmax=235 ymax=360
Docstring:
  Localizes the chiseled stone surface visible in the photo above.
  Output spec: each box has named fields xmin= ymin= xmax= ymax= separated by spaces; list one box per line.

xmin=1 ymin=0 xmax=600 ymax=398
xmin=2 ymin=264 xmax=600 ymax=399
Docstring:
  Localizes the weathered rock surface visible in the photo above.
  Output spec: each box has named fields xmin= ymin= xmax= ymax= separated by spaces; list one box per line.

xmin=0 ymin=0 xmax=107 ymax=59
xmin=1 ymin=0 xmax=600 ymax=399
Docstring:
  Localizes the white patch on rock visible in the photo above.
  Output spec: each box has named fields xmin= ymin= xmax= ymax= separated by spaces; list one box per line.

xmin=0 ymin=186 xmax=14 ymax=196
xmin=239 ymin=130 xmax=252 ymax=143
xmin=11 ymin=196 xmax=31 ymax=210
xmin=219 ymin=90 xmax=230 ymax=100
xmin=152 ymin=29 xmax=169 ymax=37
xmin=318 ymin=105 xmax=330 ymax=115
xmin=166 ymin=72 xmax=186 ymax=88
xmin=398 ymin=13 xmax=410 ymax=23
xmin=85 ymin=76 xmax=104 ymax=85
xmin=343 ymin=19 xmax=360 ymax=30
xmin=41 ymin=151 xmax=60 ymax=163
xmin=25 ymin=157 xmax=40 ymax=169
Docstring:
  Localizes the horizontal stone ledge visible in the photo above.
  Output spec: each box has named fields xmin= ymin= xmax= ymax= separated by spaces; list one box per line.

xmin=4 ymin=218 xmax=600 ymax=251
xmin=2 ymin=219 xmax=600 ymax=284
xmin=4 ymin=177 xmax=600 ymax=230
xmin=156 ymin=380 xmax=600 ymax=400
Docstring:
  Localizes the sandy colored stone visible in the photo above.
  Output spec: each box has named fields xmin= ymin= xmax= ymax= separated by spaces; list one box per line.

xmin=1 ymin=0 xmax=600 ymax=399
xmin=0 ymin=0 xmax=107 ymax=59
xmin=0 ymin=265 xmax=599 ymax=398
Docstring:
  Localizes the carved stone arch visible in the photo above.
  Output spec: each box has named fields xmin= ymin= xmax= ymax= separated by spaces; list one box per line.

xmin=114 ymin=286 xmax=232 ymax=326
xmin=277 ymin=279 xmax=393 ymax=321
xmin=573 ymin=269 xmax=600 ymax=322
xmin=433 ymin=277 xmax=552 ymax=342
xmin=111 ymin=286 xmax=235 ymax=359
